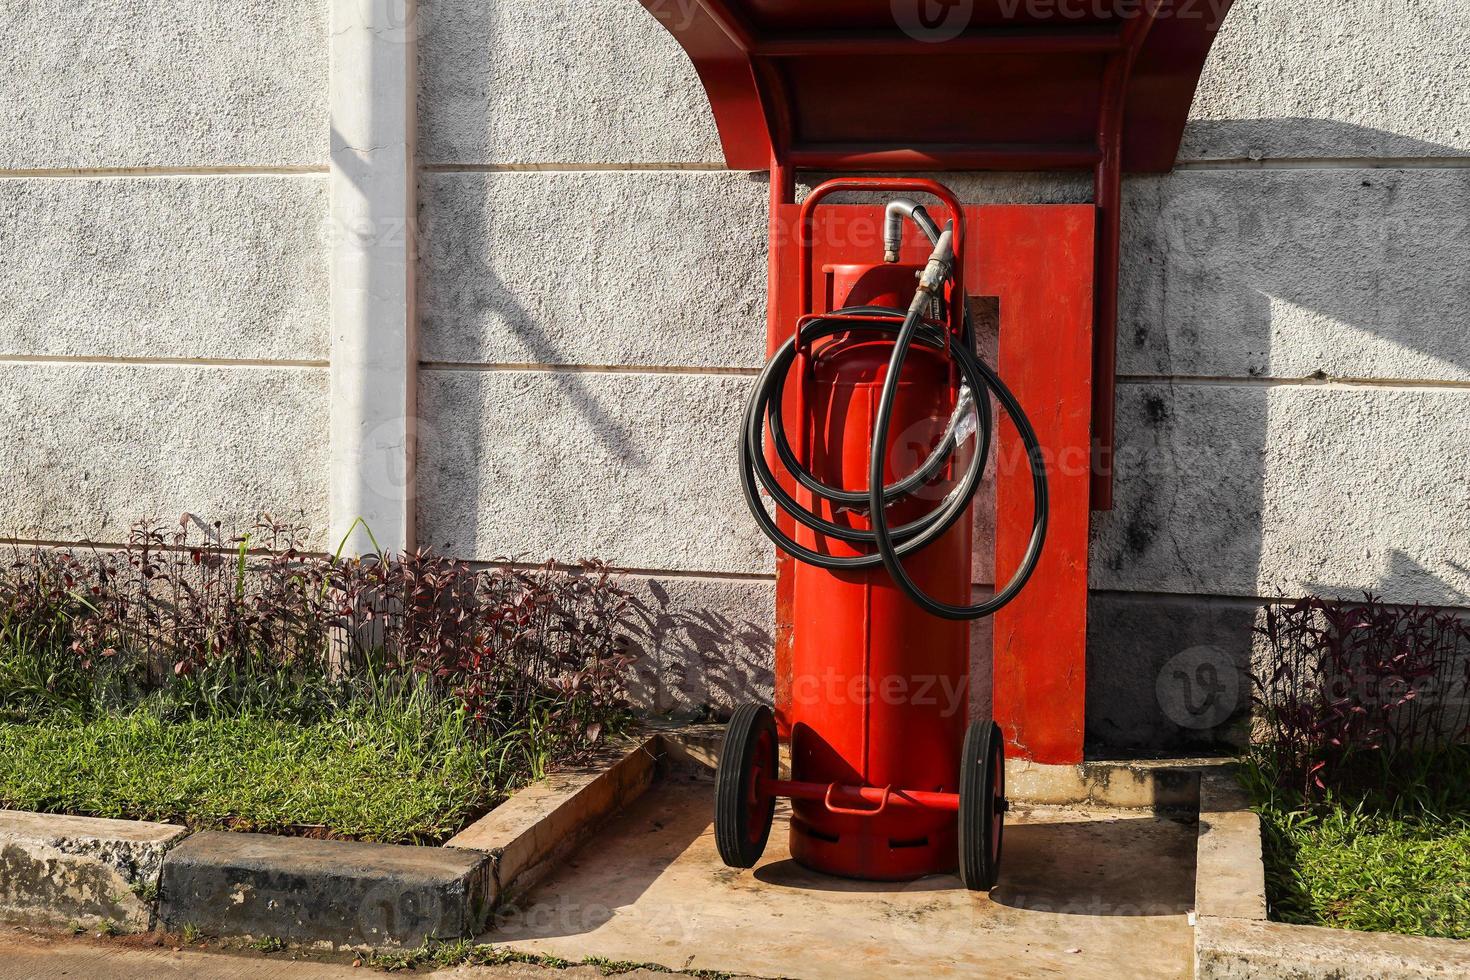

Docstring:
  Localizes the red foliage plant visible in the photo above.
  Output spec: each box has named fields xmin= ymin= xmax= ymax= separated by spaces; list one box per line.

xmin=0 ymin=515 xmax=635 ymax=748
xmin=334 ymin=548 xmax=635 ymax=738
xmin=1252 ymin=594 xmax=1470 ymax=798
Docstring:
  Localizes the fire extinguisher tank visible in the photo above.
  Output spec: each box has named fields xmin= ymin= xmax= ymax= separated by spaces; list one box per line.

xmin=788 ymin=262 xmax=971 ymax=880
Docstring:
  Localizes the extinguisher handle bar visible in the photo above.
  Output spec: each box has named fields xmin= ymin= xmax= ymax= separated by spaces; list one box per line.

xmin=822 ymin=782 xmax=893 ymax=817
xmin=796 ymin=177 xmax=965 ymax=341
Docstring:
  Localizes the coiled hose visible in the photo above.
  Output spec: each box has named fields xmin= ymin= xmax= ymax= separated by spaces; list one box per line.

xmin=737 ymin=205 xmax=1049 ymax=621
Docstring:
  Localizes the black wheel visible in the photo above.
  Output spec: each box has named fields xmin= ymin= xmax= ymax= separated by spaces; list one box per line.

xmin=715 ymin=703 xmax=778 ymax=869
xmin=959 ymin=720 xmax=1006 ymax=890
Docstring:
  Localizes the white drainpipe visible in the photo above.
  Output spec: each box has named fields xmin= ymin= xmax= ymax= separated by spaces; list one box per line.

xmin=327 ymin=0 xmax=418 ymax=556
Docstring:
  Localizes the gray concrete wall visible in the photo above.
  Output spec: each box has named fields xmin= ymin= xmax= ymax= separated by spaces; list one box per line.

xmin=412 ymin=0 xmax=1470 ymax=750
xmin=0 ymin=0 xmax=330 ymax=544
xmin=3 ymin=0 xmax=1465 ymax=753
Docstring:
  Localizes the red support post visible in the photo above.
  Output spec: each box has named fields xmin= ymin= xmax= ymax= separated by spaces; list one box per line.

xmin=1090 ymin=0 xmax=1163 ymax=511
xmin=970 ymin=204 xmax=1096 ymax=765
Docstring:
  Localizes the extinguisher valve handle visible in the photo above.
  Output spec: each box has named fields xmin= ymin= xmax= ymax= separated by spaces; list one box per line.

xmin=917 ymin=228 xmax=955 ymax=296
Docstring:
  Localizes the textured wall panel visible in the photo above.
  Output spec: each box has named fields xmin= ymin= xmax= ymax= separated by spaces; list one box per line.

xmin=418 ymin=0 xmax=722 ymax=165
xmin=417 ymin=368 xmax=769 ymax=573
xmin=0 ymin=1 xmax=327 ymax=169
xmin=1184 ymin=0 xmax=1470 ymax=161
xmin=418 ymin=170 xmax=768 ymax=369
xmin=0 ymin=177 xmax=327 ymax=361
xmin=1117 ymin=170 xmax=1470 ymax=383
xmin=1093 ymin=382 xmax=1470 ymax=606
xmin=0 ymin=364 xmax=329 ymax=543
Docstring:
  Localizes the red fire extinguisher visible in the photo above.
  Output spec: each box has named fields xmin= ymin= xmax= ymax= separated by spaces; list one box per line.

xmin=721 ymin=178 xmax=1049 ymax=889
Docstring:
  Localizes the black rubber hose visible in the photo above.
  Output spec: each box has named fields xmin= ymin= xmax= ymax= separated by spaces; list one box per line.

xmin=867 ymin=253 xmax=1049 ymax=620
xmin=737 ymin=238 xmax=1048 ymax=620
xmin=738 ymin=310 xmax=988 ymax=563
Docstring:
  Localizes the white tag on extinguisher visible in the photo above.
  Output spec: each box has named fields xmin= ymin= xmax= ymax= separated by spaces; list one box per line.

xmin=951 ymin=384 xmax=978 ymax=446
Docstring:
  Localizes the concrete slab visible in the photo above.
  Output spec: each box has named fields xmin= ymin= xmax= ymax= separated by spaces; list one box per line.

xmin=0 ymin=810 xmax=188 ymax=932
xmin=483 ymin=779 xmax=1198 ymax=979
xmin=158 ymin=832 xmax=491 ymax=948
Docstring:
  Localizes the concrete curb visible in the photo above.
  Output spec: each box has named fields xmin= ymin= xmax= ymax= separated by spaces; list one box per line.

xmin=0 ymin=733 xmax=664 ymax=948
xmin=653 ymin=723 xmax=722 ymax=772
xmin=158 ymin=831 xmax=491 ymax=948
xmin=1190 ymin=767 xmax=1470 ymax=979
xmin=1196 ymin=916 xmax=1470 ymax=979
xmin=0 ymin=810 xmax=188 ymax=933
xmin=1194 ymin=770 xmax=1268 ymax=923
xmin=1004 ymin=757 xmax=1228 ymax=809
xmin=447 ymin=733 xmax=660 ymax=902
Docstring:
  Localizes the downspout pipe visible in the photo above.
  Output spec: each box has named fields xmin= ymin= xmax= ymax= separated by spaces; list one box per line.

xmin=328 ymin=0 xmax=418 ymax=557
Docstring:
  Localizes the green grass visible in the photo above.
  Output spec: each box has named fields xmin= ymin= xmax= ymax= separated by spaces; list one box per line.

xmin=0 ymin=574 xmax=621 ymax=843
xmin=0 ymin=624 xmax=568 ymax=844
xmin=0 ymin=703 xmax=511 ymax=844
xmin=0 ymin=533 xmax=632 ymax=848
xmin=1258 ymin=800 xmax=1470 ymax=938
xmin=1245 ymin=747 xmax=1470 ymax=940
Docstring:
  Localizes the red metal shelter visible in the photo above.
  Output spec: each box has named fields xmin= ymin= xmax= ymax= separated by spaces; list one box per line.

xmin=640 ymin=0 xmax=1230 ymax=508
xmin=642 ymin=1 xmax=1231 ymax=764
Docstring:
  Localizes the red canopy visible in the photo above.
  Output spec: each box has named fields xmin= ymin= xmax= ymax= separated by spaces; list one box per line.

xmin=640 ymin=0 xmax=1232 ymax=173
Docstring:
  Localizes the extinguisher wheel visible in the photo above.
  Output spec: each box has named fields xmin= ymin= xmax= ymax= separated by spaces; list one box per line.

xmin=959 ymin=719 xmax=1006 ymax=890
xmin=714 ymin=702 xmax=779 ymax=869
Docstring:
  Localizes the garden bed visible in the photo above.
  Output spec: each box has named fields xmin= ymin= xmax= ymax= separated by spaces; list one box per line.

xmin=1249 ymin=747 xmax=1470 ymax=941
xmin=0 ymin=517 xmax=636 ymax=846
xmin=0 ymin=708 xmax=501 ymax=844
xmin=1245 ymin=595 xmax=1470 ymax=942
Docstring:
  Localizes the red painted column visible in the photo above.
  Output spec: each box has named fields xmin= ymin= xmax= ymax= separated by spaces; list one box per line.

xmin=968 ymin=204 xmax=1095 ymax=765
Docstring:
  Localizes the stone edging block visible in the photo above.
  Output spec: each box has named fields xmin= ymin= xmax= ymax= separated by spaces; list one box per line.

xmin=1194 ymin=769 xmax=1268 ymax=922
xmin=157 ymin=831 xmax=491 ymax=948
xmin=1004 ymin=758 xmax=1224 ymax=809
xmin=2 ymin=734 xmax=662 ymax=947
xmin=446 ymin=734 xmax=660 ymax=901
xmin=1191 ymin=767 xmax=1470 ymax=978
xmin=0 ymin=809 xmax=188 ymax=932
xmin=1196 ymin=916 xmax=1470 ymax=979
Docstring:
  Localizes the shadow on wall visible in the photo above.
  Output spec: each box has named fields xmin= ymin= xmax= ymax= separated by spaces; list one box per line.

xmin=1086 ymin=119 xmax=1470 ymax=755
xmin=415 ymin=197 xmax=651 ymax=466
xmin=1181 ymin=117 xmax=1470 ymax=163
xmin=621 ymin=578 xmax=775 ymax=719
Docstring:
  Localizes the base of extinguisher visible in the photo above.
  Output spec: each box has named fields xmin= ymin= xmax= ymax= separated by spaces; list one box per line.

xmin=787 ymin=809 xmax=959 ymax=882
